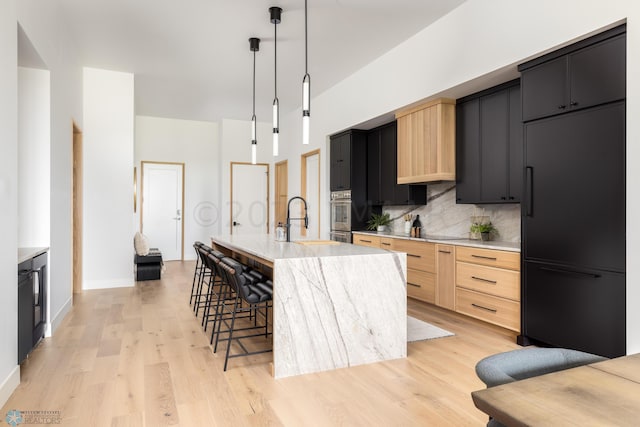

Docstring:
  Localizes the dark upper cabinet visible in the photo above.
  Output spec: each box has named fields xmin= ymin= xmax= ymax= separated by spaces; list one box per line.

xmin=456 ymin=80 xmax=522 ymax=204
xmin=367 ymin=122 xmax=426 ymax=206
xmin=520 ymin=27 xmax=626 ymax=122
xmin=329 ymin=129 xmax=367 ymax=196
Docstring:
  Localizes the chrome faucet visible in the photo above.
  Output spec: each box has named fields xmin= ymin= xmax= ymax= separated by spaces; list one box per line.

xmin=286 ymin=196 xmax=309 ymax=242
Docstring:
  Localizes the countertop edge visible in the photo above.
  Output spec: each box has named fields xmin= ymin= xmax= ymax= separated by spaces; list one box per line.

xmin=351 ymin=231 xmax=521 ymax=253
xmin=18 ymin=247 xmax=50 ymax=264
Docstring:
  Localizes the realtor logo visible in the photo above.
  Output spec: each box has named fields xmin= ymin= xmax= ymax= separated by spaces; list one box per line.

xmin=5 ymin=410 xmax=23 ymax=426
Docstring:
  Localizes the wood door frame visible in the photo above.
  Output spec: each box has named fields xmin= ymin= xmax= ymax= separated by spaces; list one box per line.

xmin=274 ymin=160 xmax=288 ymax=232
xmin=72 ymin=121 xmax=83 ymax=294
xmin=301 ymin=149 xmax=321 ymax=238
xmin=140 ymin=161 xmax=186 ymax=260
xmin=230 ymin=162 xmax=270 ymax=235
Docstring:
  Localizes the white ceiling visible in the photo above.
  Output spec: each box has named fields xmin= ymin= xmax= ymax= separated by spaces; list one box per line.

xmin=53 ymin=0 xmax=466 ymax=123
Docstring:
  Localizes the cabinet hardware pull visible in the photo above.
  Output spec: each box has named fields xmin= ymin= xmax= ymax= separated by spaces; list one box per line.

xmin=407 ymin=254 xmax=421 ymax=258
xmin=381 ymin=242 xmax=391 ymax=246
xmin=438 ymin=250 xmax=451 ymax=254
xmin=558 ymin=104 xmax=567 ymax=109
xmin=570 ymin=101 xmax=578 ymax=106
xmin=526 ymin=166 xmax=533 ymax=217
xmin=471 ymin=276 xmax=497 ymax=284
xmin=472 ymin=303 xmax=497 ymax=313
xmin=360 ymin=239 xmax=372 ymax=243
xmin=471 ymin=255 xmax=497 ymax=261
xmin=539 ymin=266 xmax=601 ymax=279
xmin=501 ymin=196 xmax=506 ymax=200
xmin=407 ymin=282 xmax=421 ymax=288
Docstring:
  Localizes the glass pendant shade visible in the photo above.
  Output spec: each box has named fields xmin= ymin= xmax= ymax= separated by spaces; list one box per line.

xmin=251 ymin=142 xmax=257 ymax=165
xmin=302 ymin=74 xmax=310 ymax=144
xmin=251 ymin=114 xmax=257 ymax=164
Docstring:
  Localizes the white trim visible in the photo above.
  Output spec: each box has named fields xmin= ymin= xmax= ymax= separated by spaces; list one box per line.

xmin=83 ymin=277 xmax=134 ymax=290
xmin=48 ymin=295 xmax=72 ymax=337
xmin=0 ymin=365 xmax=20 ymax=409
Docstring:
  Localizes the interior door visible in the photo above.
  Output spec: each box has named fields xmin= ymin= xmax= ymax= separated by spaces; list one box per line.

xmin=141 ymin=161 xmax=184 ymax=260
xmin=231 ymin=163 xmax=269 ymax=235
xmin=302 ymin=150 xmax=320 ymax=238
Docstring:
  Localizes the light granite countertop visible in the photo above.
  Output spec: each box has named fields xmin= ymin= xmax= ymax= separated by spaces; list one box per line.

xmin=352 ymin=230 xmax=521 ymax=253
xmin=211 ymin=234 xmax=391 ymax=263
xmin=18 ymin=247 xmax=49 ymax=264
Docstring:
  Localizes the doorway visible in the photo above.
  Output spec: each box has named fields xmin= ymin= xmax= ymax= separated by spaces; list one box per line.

xmin=301 ymin=149 xmax=321 ymax=238
xmin=275 ymin=160 xmax=288 ymax=231
xmin=230 ymin=162 xmax=269 ymax=235
xmin=72 ymin=122 xmax=83 ymax=294
xmin=141 ymin=161 xmax=185 ymax=260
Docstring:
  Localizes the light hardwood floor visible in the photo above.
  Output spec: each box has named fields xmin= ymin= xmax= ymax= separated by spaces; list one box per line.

xmin=3 ymin=260 xmax=519 ymax=426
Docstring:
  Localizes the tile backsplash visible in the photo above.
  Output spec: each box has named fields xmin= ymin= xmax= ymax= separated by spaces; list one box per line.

xmin=382 ymin=182 xmax=521 ymax=242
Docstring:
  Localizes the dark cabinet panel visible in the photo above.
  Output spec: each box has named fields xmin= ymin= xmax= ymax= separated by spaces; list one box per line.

xmin=455 ymin=98 xmax=480 ymax=203
xmin=521 ymin=29 xmax=626 ymax=122
xmin=524 ymin=261 xmax=625 ymax=358
xmin=569 ymin=34 xmax=626 ymax=112
xmin=523 ymin=102 xmax=625 ymax=273
xmin=456 ymin=80 xmax=522 ymax=204
xmin=330 ymin=134 xmax=351 ymax=191
xmin=367 ymin=122 xmax=426 ymax=206
xmin=18 ymin=262 xmax=33 ymax=364
xmin=480 ymin=90 xmax=510 ymax=202
xmin=521 ymin=57 xmax=567 ymax=122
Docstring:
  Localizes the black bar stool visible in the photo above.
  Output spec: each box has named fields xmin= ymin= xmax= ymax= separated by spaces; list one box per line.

xmin=189 ymin=241 xmax=205 ymax=306
xmin=212 ymin=257 xmax=273 ymax=371
xmin=193 ymin=245 xmax=215 ymax=316
xmin=201 ymin=250 xmax=226 ymax=331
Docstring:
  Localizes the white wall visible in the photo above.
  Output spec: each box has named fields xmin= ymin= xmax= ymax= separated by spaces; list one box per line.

xmin=278 ymin=0 xmax=640 ymax=352
xmin=220 ymin=118 xmax=273 ymax=235
xmin=18 ymin=66 xmax=50 ymax=247
xmin=17 ymin=0 xmax=84 ymax=337
xmin=0 ymin=0 xmax=20 ymax=407
xmin=135 ymin=116 xmax=219 ymax=260
xmin=82 ymin=68 xmax=134 ymax=289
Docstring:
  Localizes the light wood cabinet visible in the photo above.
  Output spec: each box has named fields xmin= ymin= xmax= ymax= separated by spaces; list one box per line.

xmin=395 ymin=98 xmax=456 ymax=184
xmin=436 ymin=244 xmax=456 ymax=310
xmin=353 ymin=234 xmax=381 ymax=248
xmin=455 ymin=246 xmax=521 ymax=332
xmin=392 ymin=239 xmax=436 ymax=304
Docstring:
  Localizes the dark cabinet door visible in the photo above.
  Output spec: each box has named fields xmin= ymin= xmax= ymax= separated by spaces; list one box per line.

xmin=330 ymin=133 xmax=351 ymax=191
xmin=480 ymin=90 xmax=509 ymax=202
xmin=524 ymin=261 xmax=625 ymax=358
xmin=521 ymin=56 xmax=567 ymax=122
xmin=523 ymin=102 xmax=625 ymax=272
xmin=367 ymin=130 xmax=381 ymax=204
xmin=569 ymin=34 xmax=626 ymax=111
xmin=379 ymin=123 xmax=398 ymax=204
xmin=455 ymin=98 xmax=480 ymax=203
xmin=508 ymin=86 xmax=523 ymax=201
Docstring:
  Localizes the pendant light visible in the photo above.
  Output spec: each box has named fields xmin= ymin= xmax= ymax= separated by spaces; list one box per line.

xmin=249 ymin=37 xmax=260 ymax=165
xmin=270 ymin=6 xmax=282 ymax=157
xmin=302 ymin=0 xmax=310 ymax=145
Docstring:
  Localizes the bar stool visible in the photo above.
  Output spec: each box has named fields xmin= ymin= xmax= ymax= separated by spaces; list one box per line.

xmin=193 ymin=245 xmax=215 ymax=316
xmin=212 ymin=257 xmax=273 ymax=371
xmin=200 ymin=250 xmax=226 ymax=331
xmin=189 ymin=241 xmax=205 ymax=306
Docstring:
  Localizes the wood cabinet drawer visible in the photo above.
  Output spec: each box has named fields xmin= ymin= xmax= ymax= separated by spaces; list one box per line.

xmin=353 ymin=235 xmax=380 ymax=248
xmin=456 ymin=288 xmax=520 ymax=332
xmin=456 ymin=246 xmax=520 ymax=271
xmin=456 ymin=262 xmax=520 ymax=301
xmin=380 ymin=237 xmax=394 ymax=249
xmin=393 ymin=239 xmax=435 ymax=273
xmin=406 ymin=268 xmax=435 ymax=304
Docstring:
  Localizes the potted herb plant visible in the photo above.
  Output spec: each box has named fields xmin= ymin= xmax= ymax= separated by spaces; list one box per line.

xmin=470 ymin=222 xmax=496 ymax=241
xmin=367 ymin=212 xmax=392 ymax=232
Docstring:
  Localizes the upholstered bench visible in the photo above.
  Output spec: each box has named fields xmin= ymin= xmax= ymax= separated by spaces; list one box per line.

xmin=134 ymin=248 xmax=163 ymax=281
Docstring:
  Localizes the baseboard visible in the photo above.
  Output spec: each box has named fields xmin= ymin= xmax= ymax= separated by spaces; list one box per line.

xmin=83 ymin=276 xmax=134 ymax=290
xmin=0 ymin=365 xmax=20 ymax=409
xmin=48 ymin=295 xmax=73 ymax=337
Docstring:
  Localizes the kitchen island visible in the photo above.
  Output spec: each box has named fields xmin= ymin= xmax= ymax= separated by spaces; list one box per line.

xmin=210 ymin=234 xmax=407 ymax=378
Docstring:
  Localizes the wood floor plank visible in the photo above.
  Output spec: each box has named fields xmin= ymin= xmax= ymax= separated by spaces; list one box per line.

xmin=3 ymin=260 xmax=521 ymax=425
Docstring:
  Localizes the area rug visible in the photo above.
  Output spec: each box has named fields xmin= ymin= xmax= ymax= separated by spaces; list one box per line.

xmin=407 ymin=316 xmax=454 ymax=342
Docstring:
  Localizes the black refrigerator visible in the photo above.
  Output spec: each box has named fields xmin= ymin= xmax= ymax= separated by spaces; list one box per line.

xmin=521 ymin=104 xmax=626 ymax=358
